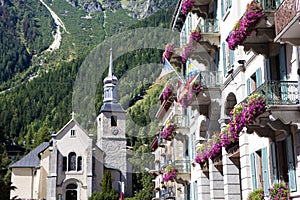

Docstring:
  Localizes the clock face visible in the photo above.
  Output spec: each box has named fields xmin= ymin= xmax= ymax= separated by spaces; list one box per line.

xmin=112 ymin=128 xmax=119 ymax=135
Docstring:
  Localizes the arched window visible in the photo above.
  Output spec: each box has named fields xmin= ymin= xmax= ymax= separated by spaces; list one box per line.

xmin=66 ymin=183 xmax=77 ymax=189
xmin=68 ymin=152 xmax=76 ymax=171
xmin=77 ymin=156 xmax=82 ymax=171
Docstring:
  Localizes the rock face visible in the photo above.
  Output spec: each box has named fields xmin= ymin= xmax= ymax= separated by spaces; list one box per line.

xmin=65 ymin=0 xmax=175 ymax=18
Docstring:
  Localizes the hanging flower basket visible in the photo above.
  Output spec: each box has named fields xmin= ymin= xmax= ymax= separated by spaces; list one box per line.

xmin=181 ymin=0 xmax=195 ymax=15
xmin=161 ymin=120 xmax=176 ymax=140
xmin=162 ymin=85 xmax=174 ymax=101
xmin=190 ymin=29 xmax=201 ymax=42
xmin=227 ymin=1 xmax=264 ymax=50
xmin=162 ymin=165 xmax=178 ymax=182
xmin=162 ymin=43 xmax=175 ymax=62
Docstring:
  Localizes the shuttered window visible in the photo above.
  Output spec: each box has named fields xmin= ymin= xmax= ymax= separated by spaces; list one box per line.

xmin=256 ymin=68 xmax=262 ymax=87
xmin=250 ymin=153 xmax=257 ymax=189
xmin=271 ymin=142 xmax=278 ymax=184
xmin=247 ymin=78 xmax=251 ymax=96
xmin=286 ymin=134 xmax=297 ymax=192
xmin=262 ymin=147 xmax=269 ymax=195
xmin=222 ymin=42 xmax=227 ymax=76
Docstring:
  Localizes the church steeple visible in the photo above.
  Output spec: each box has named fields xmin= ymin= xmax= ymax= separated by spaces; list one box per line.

xmin=100 ymin=48 xmax=126 ymax=113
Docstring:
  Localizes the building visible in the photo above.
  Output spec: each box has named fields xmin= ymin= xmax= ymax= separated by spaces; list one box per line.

xmin=151 ymin=0 xmax=300 ymax=199
xmin=10 ymin=49 xmax=132 ymax=200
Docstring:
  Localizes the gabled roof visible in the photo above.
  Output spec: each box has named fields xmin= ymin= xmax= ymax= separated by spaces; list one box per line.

xmin=53 ymin=118 xmax=91 ymax=138
xmin=10 ymin=142 xmax=49 ymax=168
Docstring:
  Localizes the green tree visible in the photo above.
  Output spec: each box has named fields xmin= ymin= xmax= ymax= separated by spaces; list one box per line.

xmin=89 ymin=170 xmax=119 ymax=200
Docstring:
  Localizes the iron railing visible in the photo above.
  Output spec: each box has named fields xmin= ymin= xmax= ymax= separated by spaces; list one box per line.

xmin=192 ymin=71 xmax=222 ymax=87
xmin=172 ymin=115 xmax=190 ymax=128
xmin=250 ymin=81 xmax=299 ymax=105
xmin=259 ymin=0 xmax=281 ymax=11
xmin=197 ymin=19 xmax=219 ymax=33
xmin=172 ymin=160 xmax=191 ymax=173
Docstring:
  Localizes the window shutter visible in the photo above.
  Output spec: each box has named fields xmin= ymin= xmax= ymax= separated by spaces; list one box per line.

xmin=222 ymin=42 xmax=227 ymax=76
xmin=221 ymin=0 xmax=224 ymax=17
xmin=286 ymin=134 xmax=297 ymax=192
xmin=247 ymin=78 xmax=251 ymax=95
xmin=250 ymin=153 xmax=257 ymax=189
xmin=266 ymin=58 xmax=271 ymax=81
xmin=228 ymin=0 xmax=232 ymax=8
xmin=279 ymin=44 xmax=287 ymax=81
xmin=194 ymin=182 xmax=198 ymax=200
xmin=262 ymin=147 xmax=270 ymax=196
xmin=229 ymin=50 xmax=234 ymax=67
xmin=271 ymin=142 xmax=278 ymax=184
xmin=256 ymin=68 xmax=262 ymax=87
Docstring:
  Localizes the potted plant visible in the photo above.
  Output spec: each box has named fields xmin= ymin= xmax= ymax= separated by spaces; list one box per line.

xmin=247 ymin=188 xmax=264 ymax=200
xmin=268 ymin=182 xmax=291 ymax=200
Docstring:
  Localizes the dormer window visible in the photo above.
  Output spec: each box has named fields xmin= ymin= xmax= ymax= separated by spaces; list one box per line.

xmin=111 ymin=116 xmax=117 ymax=126
xmin=71 ymin=129 xmax=76 ymax=137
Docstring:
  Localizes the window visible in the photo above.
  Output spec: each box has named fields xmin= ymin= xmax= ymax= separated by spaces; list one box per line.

xmin=111 ymin=115 xmax=117 ymax=126
xmin=63 ymin=156 xmax=67 ymax=171
xmin=221 ymin=0 xmax=232 ymax=18
xmin=247 ymin=68 xmax=262 ymax=95
xmin=71 ymin=129 xmax=76 ymax=137
xmin=77 ymin=156 xmax=82 ymax=171
xmin=68 ymin=152 xmax=77 ymax=171
xmin=271 ymin=135 xmax=296 ymax=192
xmin=250 ymin=147 xmax=269 ymax=195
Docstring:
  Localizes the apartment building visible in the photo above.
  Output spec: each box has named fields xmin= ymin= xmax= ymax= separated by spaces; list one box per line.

xmin=150 ymin=0 xmax=300 ymax=199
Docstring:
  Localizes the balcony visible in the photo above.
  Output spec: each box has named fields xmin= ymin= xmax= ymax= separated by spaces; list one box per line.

xmin=245 ymin=81 xmax=300 ymax=138
xmin=158 ymin=135 xmax=167 ymax=147
xmin=274 ymin=0 xmax=300 ymax=45
xmin=173 ymin=160 xmax=191 ymax=184
xmin=191 ymin=0 xmax=213 ymax=18
xmin=228 ymin=0 xmax=280 ymax=54
xmin=190 ymin=71 xmax=222 ymax=107
xmin=172 ymin=115 xmax=190 ymax=136
xmin=197 ymin=19 xmax=220 ymax=48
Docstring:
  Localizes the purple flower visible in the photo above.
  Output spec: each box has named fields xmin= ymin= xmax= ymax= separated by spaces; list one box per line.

xmin=181 ymin=0 xmax=195 ymax=15
xmin=162 ymin=85 xmax=173 ymax=101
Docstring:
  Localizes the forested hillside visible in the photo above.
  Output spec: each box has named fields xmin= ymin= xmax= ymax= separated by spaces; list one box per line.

xmin=0 ymin=0 xmax=175 ymax=197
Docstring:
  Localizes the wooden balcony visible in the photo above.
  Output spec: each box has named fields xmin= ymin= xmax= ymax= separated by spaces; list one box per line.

xmin=274 ymin=0 xmax=300 ymax=45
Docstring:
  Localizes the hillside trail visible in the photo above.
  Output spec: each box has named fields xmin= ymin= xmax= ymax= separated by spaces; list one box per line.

xmin=39 ymin=0 xmax=70 ymax=52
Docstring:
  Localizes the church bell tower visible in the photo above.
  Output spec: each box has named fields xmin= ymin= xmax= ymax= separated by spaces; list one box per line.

xmin=97 ymin=48 xmax=132 ymax=196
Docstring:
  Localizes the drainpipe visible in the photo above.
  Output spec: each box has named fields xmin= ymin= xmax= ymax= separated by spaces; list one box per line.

xmin=296 ymin=46 xmax=300 ymax=105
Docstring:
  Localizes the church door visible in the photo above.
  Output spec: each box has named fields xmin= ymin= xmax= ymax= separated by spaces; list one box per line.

xmin=66 ymin=190 xmax=77 ymax=200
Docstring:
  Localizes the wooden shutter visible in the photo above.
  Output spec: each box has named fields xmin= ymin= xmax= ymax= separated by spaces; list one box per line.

xmin=286 ymin=134 xmax=297 ymax=192
xmin=262 ymin=147 xmax=269 ymax=195
xmin=271 ymin=142 xmax=278 ymax=184
xmin=279 ymin=44 xmax=287 ymax=81
xmin=265 ymin=58 xmax=271 ymax=81
xmin=221 ymin=0 xmax=224 ymax=17
xmin=256 ymin=68 xmax=262 ymax=87
xmin=229 ymin=50 xmax=234 ymax=67
xmin=250 ymin=153 xmax=257 ymax=189
xmin=247 ymin=78 xmax=251 ymax=95
xmin=228 ymin=0 xmax=232 ymax=8
xmin=222 ymin=42 xmax=227 ymax=76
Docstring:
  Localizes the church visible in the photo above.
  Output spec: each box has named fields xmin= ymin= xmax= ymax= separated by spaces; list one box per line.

xmin=10 ymin=49 xmax=132 ymax=200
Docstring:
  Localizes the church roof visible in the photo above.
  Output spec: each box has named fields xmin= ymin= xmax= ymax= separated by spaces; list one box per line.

xmin=100 ymin=102 xmax=126 ymax=113
xmin=10 ymin=142 xmax=49 ymax=168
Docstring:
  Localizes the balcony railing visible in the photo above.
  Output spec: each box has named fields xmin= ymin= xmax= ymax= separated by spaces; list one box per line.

xmin=196 ymin=71 xmax=222 ymax=88
xmin=275 ymin=0 xmax=300 ymax=35
xmin=260 ymin=0 xmax=280 ymax=11
xmin=252 ymin=81 xmax=299 ymax=105
xmin=172 ymin=160 xmax=191 ymax=173
xmin=172 ymin=115 xmax=190 ymax=128
xmin=197 ymin=19 xmax=219 ymax=33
